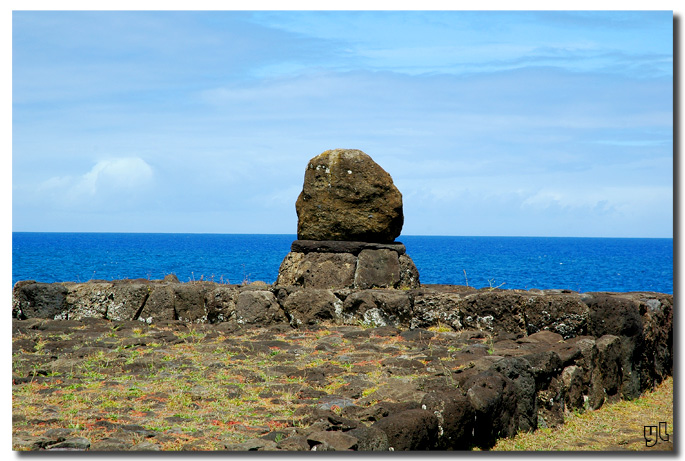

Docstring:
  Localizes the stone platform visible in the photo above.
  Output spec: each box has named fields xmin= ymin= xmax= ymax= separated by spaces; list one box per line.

xmin=276 ymin=240 xmax=420 ymax=290
xmin=11 ymin=280 xmax=674 ymax=451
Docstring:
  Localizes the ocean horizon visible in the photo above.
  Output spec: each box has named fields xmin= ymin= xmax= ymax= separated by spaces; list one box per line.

xmin=12 ymin=232 xmax=674 ymax=294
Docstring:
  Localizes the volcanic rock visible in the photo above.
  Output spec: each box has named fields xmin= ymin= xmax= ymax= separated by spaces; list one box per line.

xmin=373 ymin=409 xmax=439 ymax=450
xmin=291 ymin=239 xmax=406 ymax=255
xmin=421 ymin=390 xmax=474 ymax=450
xmin=12 ymin=282 xmax=68 ymax=320
xmin=282 ymin=289 xmax=343 ymax=326
xmin=11 ymin=286 xmax=674 ymax=451
xmin=354 ymin=249 xmax=401 ymax=289
xmin=296 ymin=149 xmax=403 ymax=243
xmin=276 ymin=248 xmax=420 ymax=290
xmin=276 ymin=252 xmax=357 ymax=289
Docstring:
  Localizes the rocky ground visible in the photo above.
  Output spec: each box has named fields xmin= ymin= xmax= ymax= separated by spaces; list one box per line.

xmin=12 ymin=318 xmax=467 ymax=451
xmin=12 ymin=280 xmax=673 ymax=451
xmin=12 ymin=314 xmax=672 ymax=451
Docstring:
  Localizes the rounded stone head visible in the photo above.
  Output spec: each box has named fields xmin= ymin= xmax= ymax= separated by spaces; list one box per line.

xmin=295 ymin=149 xmax=404 ymax=243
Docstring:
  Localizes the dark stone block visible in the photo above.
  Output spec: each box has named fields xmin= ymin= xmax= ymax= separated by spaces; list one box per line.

xmin=421 ymin=390 xmax=474 ymax=449
xmin=235 ymin=290 xmax=287 ymax=326
xmin=354 ymin=249 xmax=401 ymax=289
xmin=343 ymin=290 xmax=412 ymax=326
xmin=349 ymin=426 xmax=390 ymax=451
xmin=465 ymin=370 xmax=518 ymax=448
xmin=561 ymin=365 xmax=585 ymax=411
xmin=291 ymin=239 xmax=406 ymax=255
xmin=595 ymin=334 xmax=623 ymax=398
xmin=490 ymin=357 xmax=538 ymax=433
xmin=13 ymin=282 xmax=68 ymax=319
xmin=373 ymin=409 xmax=439 ymax=450
xmin=586 ymin=293 xmax=643 ymax=338
xmin=277 ymin=252 xmax=357 ymax=288
xmin=282 ymin=289 xmax=341 ymax=326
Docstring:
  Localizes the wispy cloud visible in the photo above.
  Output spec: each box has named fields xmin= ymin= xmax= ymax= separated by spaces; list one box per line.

xmin=24 ymin=157 xmax=155 ymax=211
xmin=12 ymin=11 xmax=673 ymax=236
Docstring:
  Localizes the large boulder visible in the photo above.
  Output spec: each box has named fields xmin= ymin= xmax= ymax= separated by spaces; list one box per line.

xmin=348 ymin=426 xmax=390 ymax=451
xmin=460 ymin=291 xmax=527 ymax=336
xmin=205 ymin=285 xmax=240 ymax=323
xmin=139 ymin=285 xmax=176 ymax=322
xmin=561 ymin=365 xmax=585 ymax=411
xmin=490 ymin=357 xmax=538 ymax=433
xmin=296 ymin=149 xmax=403 ymax=243
xmin=637 ymin=294 xmax=673 ymax=388
xmin=595 ymin=334 xmax=623 ymax=402
xmin=409 ymin=289 xmax=463 ymax=330
xmin=399 ymin=254 xmax=421 ymax=288
xmin=172 ymin=284 xmax=209 ymax=323
xmin=525 ymin=292 xmax=589 ymax=339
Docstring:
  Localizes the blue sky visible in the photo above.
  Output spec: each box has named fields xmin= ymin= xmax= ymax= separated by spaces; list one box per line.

xmin=11 ymin=10 xmax=673 ymax=237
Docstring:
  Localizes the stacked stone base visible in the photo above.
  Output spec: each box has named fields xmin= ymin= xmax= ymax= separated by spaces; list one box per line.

xmin=276 ymin=240 xmax=420 ymax=289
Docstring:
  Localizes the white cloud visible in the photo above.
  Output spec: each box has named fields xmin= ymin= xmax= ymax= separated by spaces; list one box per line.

xmin=520 ymin=191 xmax=566 ymax=210
xmin=83 ymin=157 xmax=154 ymax=192
xmin=35 ymin=157 xmax=154 ymax=210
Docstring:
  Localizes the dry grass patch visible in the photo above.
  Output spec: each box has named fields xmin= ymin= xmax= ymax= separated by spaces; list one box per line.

xmin=492 ymin=377 xmax=674 ymax=451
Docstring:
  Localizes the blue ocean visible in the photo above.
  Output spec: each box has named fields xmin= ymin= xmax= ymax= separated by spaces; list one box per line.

xmin=12 ymin=233 xmax=673 ymax=294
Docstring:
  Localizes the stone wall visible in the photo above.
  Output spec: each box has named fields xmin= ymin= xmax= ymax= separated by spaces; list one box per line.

xmin=11 ymin=279 xmax=673 ymax=449
xmin=14 ymin=281 xmax=672 ymax=378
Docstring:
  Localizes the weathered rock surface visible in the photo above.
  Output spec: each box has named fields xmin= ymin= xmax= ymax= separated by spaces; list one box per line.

xmin=465 ymin=370 xmax=519 ymax=447
xmin=295 ymin=149 xmax=403 ymax=243
xmin=276 ymin=252 xmax=357 ymax=289
xmin=354 ymin=249 xmax=401 ymax=289
xmin=342 ymin=289 xmax=413 ymax=327
xmin=13 ymin=281 xmax=673 ymax=352
xmin=12 ymin=281 xmax=69 ymax=320
xmin=235 ymin=290 xmax=287 ymax=326
xmin=12 ymin=292 xmax=673 ymax=451
xmin=281 ymin=289 xmax=343 ymax=327
xmin=373 ymin=409 xmax=439 ymax=450
xmin=276 ymin=246 xmax=420 ymax=290
xmin=421 ymin=390 xmax=474 ymax=450
xmin=12 ymin=279 xmax=673 ymax=450
xmin=291 ymin=239 xmax=406 ymax=255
